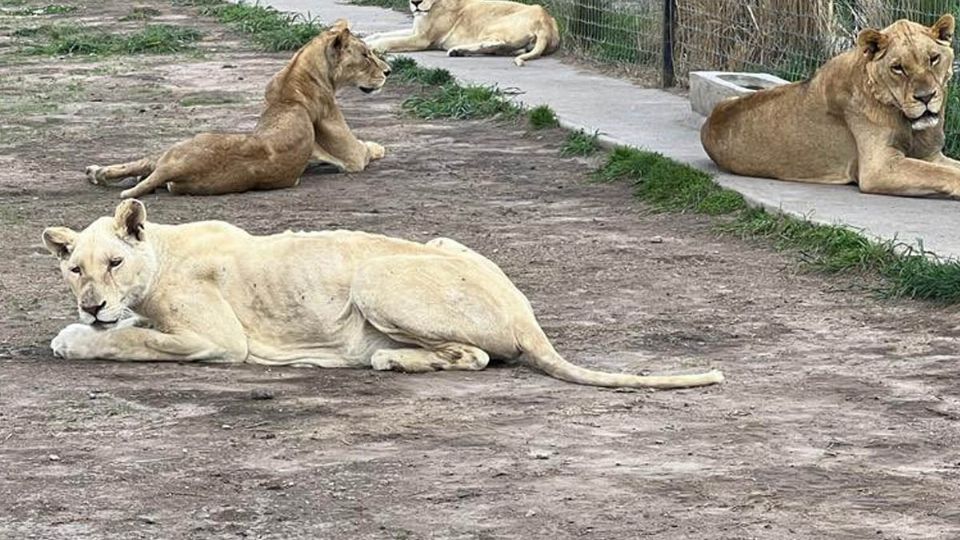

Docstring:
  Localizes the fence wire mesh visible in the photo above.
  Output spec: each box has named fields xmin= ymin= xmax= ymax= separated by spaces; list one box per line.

xmin=530 ymin=1 xmax=957 ymax=85
xmin=675 ymin=0 xmax=958 ymax=83
xmin=520 ymin=0 xmax=664 ymax=81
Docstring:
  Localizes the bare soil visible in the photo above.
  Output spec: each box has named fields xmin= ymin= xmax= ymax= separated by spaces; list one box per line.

xmin=1 ymin=2 xmax=960 ymax=539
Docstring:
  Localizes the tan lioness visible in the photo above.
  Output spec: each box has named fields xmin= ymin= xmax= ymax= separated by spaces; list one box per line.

xmin=364 ymin=0 xmax=560 ymax=66
xmin=702 ymin=14 xmax=960 ymax=198
xmin=85 ymin=20 xmax=391 ymax=198
xmin=42 ymin=200 xmax=723 ymax=390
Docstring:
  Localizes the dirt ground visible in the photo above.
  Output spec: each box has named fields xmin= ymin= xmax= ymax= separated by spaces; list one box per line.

xmin=1 ymin=2 xmax=960 ymax=539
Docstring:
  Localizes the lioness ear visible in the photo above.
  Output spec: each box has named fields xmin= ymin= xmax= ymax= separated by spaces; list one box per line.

xmin=326 ymin=26 xmax=350 ymax=64
xmin=113 ymin=199 xmax=146 ymax=242
xmin=932 ymin=14 xmax=955 ymax=43
xmin=331 ymin=18 xmax=350 ymax=32
xmin=42 ymin=227 xmax=77 ymax=260
xmin=857 ymin=29 xmax=889 ymax=60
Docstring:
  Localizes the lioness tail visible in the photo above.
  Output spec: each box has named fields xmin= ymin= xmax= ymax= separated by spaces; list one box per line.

xmin=514 ymin=10 xmax=561 ymax=65
xmin=519 ymin=328 xmax=724 ymax=389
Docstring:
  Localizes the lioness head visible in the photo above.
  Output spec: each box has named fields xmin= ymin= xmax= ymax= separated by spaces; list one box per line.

xmin=858 ymin=14 xmax=955 ymax=131
xmin=326 ymin=19 xmax=391 ymax=94
xmin=408 ymin=0 xmax=451 ymax=15
xmin=43 ymin=200 xmax=156 ymax=327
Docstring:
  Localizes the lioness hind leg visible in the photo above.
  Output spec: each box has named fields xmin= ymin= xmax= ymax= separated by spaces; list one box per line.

xmin=86 ymin=157 xmax=157 ymax=186
xmin=371 ymin=344 xmax=490 ymax=373
xmin=447 ymin=41 xmax=527 ymax=57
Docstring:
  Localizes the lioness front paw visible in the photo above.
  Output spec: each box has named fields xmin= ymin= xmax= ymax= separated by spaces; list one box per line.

xmin=85 ymin=165 xmax=105 ymax=185
xmin=371 ymin=351 xmax=396 ymax=371
xmin=365 ymin=141 xmax=386 ymax=160
xmin=51 ymin=323 xmax=98 ymax=359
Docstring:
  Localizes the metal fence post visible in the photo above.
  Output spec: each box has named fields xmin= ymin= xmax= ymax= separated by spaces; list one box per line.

xmin=661 ymin=0 xmax=677 ymax=87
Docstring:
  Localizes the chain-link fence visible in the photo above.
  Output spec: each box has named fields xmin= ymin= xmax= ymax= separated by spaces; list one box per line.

xmin=521 ymin=0 xmax=664 ymax=82
xmin=536 ymin=0 xmax=960 ymax=153
xmin=534 ymin=1 xmax=958 ymax=86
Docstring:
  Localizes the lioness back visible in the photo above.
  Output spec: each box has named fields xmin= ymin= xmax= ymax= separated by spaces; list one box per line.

xmin=701 ymin=63 xmax=857 ymax=183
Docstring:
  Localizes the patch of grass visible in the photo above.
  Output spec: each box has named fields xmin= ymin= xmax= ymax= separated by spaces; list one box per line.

xmin=726 ymin=207 xmax=897 ymax=273
xmin=595 ymin=147 xmax=745 ymax=215
xmin=175 ymin=0 xmax=324 ymax=51
xmin=390 ymin=56 xmax=454 ymax=86
xmin=8 ymin=3 xmax=76 ymax=15
xmin=179 ymin=90 xmax=245 ymax=107
xmin=528 ymin=105 xmax=560 ymax=130
xmin=16 ymin=23 xmax=203 ymax=56
xmin=884 ymin=250 xmax=960 ymax=303
xmin=119 ymin=6 xmax=162 ymax=21
xmin=403 ymin=84 xmax=522 ymax=120
xmin=393 ymin=56 xmax=520 ymax=120
xmin=349 ymin=0 xmax=408 ymax=9
xmin=560 ymin=129 xmax=601 ymax=157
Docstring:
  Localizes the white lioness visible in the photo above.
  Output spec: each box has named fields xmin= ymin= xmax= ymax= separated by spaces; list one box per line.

xmin=43 ymin=200 xmax=723 ymax=390
xmin=364 ymin=0 xmax=560 ymax=66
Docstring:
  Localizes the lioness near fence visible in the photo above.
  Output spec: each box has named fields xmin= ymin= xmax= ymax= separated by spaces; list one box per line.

xmin=702 ymin=14 xmax=960 ymax=198
xmin=42 ymin=199 xmax=723 ymax=390
xmin=364 ymin=0 xmax=560 ymax=67
xmin=86 ymin=21 xmax=390 ymax=198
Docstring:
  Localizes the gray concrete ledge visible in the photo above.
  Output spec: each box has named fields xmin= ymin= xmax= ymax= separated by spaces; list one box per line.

xmin=264 ymin=0 xmax=960 ymax=260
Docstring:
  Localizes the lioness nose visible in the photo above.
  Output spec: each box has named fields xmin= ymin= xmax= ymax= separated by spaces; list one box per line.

xmin=384 ymin=67 xmax=392 ymax=76
xmin=914 ymin=90 xmax=936 ymax=104
xmin=410 ymin=0 xmax=422 ymax=5
xmin=81 ymin=301 xmax=106 ymax=317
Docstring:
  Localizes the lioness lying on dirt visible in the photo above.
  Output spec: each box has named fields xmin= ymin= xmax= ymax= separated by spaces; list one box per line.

xmin=42 ymin=200 xmax=723 ymax=390
xmin=702 ymin=14 xmax=960 ymax=198
xmin=85 ymin=20 xmax=390 ymax=198
xmin=364 ymin=0 xmax=560 ymax=66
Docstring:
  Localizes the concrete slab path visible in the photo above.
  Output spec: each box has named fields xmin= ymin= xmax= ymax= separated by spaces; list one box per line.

xmin=266 ymin=0 xmax=960 ymax=259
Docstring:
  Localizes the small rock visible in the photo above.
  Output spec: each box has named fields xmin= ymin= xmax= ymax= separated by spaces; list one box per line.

xmin=136 ymin=515 xmax=158 ymax=525
xmin=221 ymin=424 xmax=233 ymax=430
xmin=250 ymin=389 xmax=274 ymax=401
xmin=48 ymin=454 xmax=60 ymax=461
xmin=525 ymin=510 xmax=537 ymax=517
xmin=648 ymin=235 xmax=664 ymax=244
xmin=528 ymin=449 xmax=551 ymax=460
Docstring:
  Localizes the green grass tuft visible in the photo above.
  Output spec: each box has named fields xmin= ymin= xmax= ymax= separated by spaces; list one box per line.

xmin=174 ymin=0 xmax=324 ymax=51
xmin=528 ymin=105 xmax=560 ymax=130
xmin=884 ymin=250 xmax=960 ymax=303
xmin=390 ymin=56 xmax=454 ymax=86
xmin=595 ymin=147 xmax=745 ymax=215
xmin=402 ymin=84 xmax=522 ymax=120
xmin=725 ymin=207 xmax=897 ymax=273
xmin=349 ymin=0 xmax=409 ymax=9
xmin=8 ymin=3 xmax=76 ymax=15
xmin=16 ymin=23 xmax=203 ymax=55
xmin=560 ymin=129 xmax=601 ymax=157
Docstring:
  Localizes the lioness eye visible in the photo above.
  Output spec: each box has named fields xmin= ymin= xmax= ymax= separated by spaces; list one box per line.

xmin=891 ymin=64 xmax=905 ymax=75
xmin=70 ymin=266 xmax=82 ymax=275
xmin=931 ymin=54 xmax=941 ymax=65
xmin=109 ymin=257 xmax=123 ymax=268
